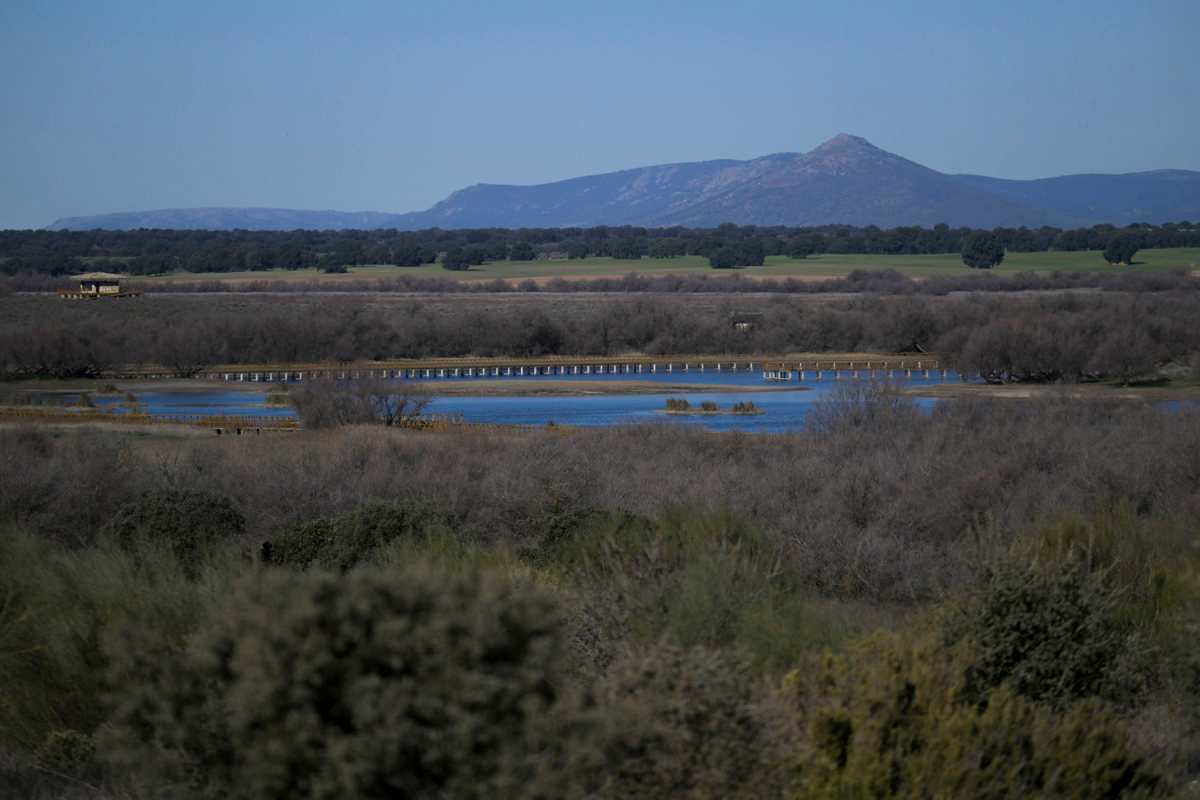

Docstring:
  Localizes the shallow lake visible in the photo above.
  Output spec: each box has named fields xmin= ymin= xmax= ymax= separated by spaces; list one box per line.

xmin=69 ymin=370 xmax=963 ymax=432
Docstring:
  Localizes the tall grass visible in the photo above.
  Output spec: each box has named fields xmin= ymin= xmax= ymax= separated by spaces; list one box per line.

xmin=0 ymin=530 xmax=240 ymax=750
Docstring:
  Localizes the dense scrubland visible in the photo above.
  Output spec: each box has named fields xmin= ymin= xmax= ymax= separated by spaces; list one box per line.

xmin=3 ymin=288 xmax=1199 ymax=385
xmin=2 ymin=389 xmax=1200 ymax=797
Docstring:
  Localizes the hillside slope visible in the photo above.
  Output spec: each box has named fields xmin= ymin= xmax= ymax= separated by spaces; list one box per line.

xmin=47 ymin=136 xmax=1200 ymax=230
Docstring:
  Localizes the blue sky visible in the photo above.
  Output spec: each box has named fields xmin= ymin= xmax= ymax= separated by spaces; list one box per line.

xmin=1 ymin=0 xmax=1197 ymax=228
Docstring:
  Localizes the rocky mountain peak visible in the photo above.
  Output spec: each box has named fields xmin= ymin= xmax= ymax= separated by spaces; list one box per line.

xmin=810 ymin=133 xmax=877 ymax=154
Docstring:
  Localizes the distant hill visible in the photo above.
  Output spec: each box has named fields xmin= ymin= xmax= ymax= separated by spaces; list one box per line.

xmin=46 ymin=207 xmax=411 ymax=231
xmin=47 ymin=135 xmax=1200 ymax=231
xmin=953 ymin=170 xmax=1200 ymax=228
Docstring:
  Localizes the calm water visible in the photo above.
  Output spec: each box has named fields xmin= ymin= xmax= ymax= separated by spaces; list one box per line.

xmin=424 ymin=370 xmax=952 ymax=432
xmin=64 ymin=370 xmax=962 ymax=432
xmin=87 ymin=391 xmax=295 ymax=419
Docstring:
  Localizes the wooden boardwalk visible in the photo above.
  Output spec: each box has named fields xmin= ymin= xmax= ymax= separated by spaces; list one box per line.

xmin=100 ymin=352 xmax=940 ymax=382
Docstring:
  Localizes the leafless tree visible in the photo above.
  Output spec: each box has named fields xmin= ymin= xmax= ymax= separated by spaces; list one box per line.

xmin=289 ymin=378 xmax=433 ymax=429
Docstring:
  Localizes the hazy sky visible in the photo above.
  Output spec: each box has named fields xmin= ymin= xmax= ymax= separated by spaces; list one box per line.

xmin=2 ymin=0 xmax=1198 ymax=229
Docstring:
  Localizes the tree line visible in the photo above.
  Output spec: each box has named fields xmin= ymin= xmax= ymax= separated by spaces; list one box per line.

xmin=2 ymin=220 xmax=1197 ymax=275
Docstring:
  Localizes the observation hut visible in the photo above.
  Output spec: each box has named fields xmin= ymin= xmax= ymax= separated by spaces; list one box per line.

xmin=59 ymin=272 xmax=142 ymax=300
xmin=730 ymin=311 xmax=764 ymax=331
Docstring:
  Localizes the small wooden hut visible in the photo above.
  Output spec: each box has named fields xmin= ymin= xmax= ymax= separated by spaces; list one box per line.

xmin=59 ymin=272 xmax=142 ymax=300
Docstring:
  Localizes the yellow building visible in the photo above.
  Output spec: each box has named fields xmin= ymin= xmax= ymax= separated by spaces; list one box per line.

xmin=59 ymin=272 xmax=142 ymax=300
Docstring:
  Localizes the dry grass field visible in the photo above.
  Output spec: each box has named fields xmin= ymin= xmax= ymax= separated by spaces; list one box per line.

xmin=134 ymin=248 xmax=1200 ymax=285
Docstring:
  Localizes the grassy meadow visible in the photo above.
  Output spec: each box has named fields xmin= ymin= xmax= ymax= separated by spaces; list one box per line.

xmin=134 ymin=247 xmax=1200 ymax=285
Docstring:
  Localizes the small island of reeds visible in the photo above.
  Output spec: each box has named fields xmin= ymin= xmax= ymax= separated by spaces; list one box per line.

xmin=663 ymin=398 xmax=763 ymax=416
xmin=265 ymin=385 xmax=292 ymax=407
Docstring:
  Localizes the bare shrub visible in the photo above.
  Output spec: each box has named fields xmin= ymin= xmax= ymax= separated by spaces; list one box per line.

xmin=289 ymin=377 xmax=431 ymax=428
xmin=5 ymin=289 xmax=1200 ymax=382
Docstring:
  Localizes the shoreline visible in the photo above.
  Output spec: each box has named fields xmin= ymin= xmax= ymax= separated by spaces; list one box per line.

xmin=662 ymin=409 xmax=765 ymax=417
xmin=903 ymin=382 xmax=1200 ymax=401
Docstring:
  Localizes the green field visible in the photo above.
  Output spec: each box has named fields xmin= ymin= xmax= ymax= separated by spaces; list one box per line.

xmin=139 ymin=247 xmax=1200 ymax=284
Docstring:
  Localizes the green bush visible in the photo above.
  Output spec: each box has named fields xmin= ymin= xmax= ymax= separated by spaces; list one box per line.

xmin=664 ymin=397 xmax=690 ymax=411
xmin=699 ymin=400 xmax=719 ymax=412
xmin=578 ymin=644 xmax=788 ymax=799
xmin=1010 ymin=509 xmax=1198 ymax=637
xmin=263 ymin=502 xmax=446 ymax=571
xmin=961 ymin=230 xmax=1005 ymax=269
xmin=101 ymin=565 xmax=571 ymax=800
xmin=944 ymin=561 xmax=1142 ymax=708
xmin=1006 ymin=511 xmax=1200 ymax=769
xmin=788 ymin=634 xmax=1169 ymax=799
xmin=949 ymin=509 xmax=1200 ymax=712
xmin=101 ymin=489 xmax=244 ymax=575
xmin=34 ymin=729 xmax=99 ymax=783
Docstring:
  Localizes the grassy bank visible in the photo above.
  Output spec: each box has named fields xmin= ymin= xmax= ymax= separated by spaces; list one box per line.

xmin=133 ymin=247 xmax=1200 ymax=285
xmin=905 ymin=378 xmax=1200 ymax=401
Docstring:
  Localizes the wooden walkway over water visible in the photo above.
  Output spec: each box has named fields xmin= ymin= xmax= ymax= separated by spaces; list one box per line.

xmin=105 ymin=353 xmax=942 ymax=383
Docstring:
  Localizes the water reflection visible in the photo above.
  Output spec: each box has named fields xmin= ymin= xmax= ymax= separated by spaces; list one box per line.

xmin=59 ymin=370 xmax=963 ymax=432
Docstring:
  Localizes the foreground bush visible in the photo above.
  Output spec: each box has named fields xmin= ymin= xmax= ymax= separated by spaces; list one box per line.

xmin=1006 ymin=511 xmax=1200 ymax=771
xmin=262 ymin=502 xmax=446 ymax=571
xmin=547 ymin=510 xmax=843 ymax=672
xmin=101 ymin=489 xmax=244 ymax=575
xmin=945 ymin=561 xmax=1142 ymax=708
xmin=788 ymin=634 xmax=1169 ymax=799
xmin=33 ymin=729 xmax=100 ymax=784
xmin=581 ymin=644 xmax=788 ymax=798
xmin=0 ymin=531 xmax=222 ymax=751
xmin=102 ymin=566 xmax=569 ymax=800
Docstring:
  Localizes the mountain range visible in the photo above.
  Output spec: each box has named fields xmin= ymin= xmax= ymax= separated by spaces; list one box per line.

xmin=47 ymin=135 xmax=1200 ymax=231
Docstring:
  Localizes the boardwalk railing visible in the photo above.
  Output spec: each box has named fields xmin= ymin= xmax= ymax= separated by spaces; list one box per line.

xmin=760 ymin=358 xmax=947 ymax=381
xmin=57 ymin=289 xmax=144 ymax=300
xmin=98 ymin=353 xmax=938 ymax=382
